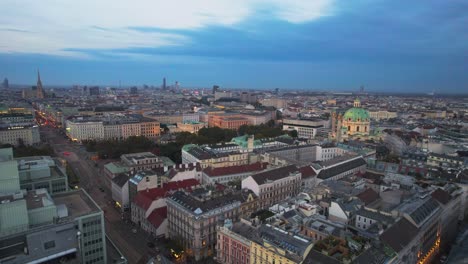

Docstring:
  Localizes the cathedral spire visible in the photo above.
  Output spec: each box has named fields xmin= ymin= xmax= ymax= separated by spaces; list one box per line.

xmin=37 ymin=69 xmax=44 ymax=98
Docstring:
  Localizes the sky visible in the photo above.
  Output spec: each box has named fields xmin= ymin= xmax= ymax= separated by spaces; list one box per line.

xmin=0 ymin=0 xmax=467 ymax=93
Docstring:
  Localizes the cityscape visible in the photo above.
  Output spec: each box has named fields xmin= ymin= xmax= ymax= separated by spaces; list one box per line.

xmin=1 ymin=1 xmax=468 ymax=264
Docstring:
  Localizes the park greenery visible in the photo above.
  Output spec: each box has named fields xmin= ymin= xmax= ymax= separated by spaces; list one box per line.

xmin=82 ymin=123 xmax=292 ymax=163
xmin=0 ymin=143 xmax=54 ymax=157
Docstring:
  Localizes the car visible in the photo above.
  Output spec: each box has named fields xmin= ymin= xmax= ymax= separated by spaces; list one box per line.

xmin=99 ymin=187 xmax=105 ymax=192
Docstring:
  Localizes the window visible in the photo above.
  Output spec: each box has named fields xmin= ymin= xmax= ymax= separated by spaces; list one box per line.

xmin=44 ymin=240 xmax=55 ymax=249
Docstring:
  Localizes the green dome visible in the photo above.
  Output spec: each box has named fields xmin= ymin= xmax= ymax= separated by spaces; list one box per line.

xmin=343 ymin=107 xmax=370 ymax=122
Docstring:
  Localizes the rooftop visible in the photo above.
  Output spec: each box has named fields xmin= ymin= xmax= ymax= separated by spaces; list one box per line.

xmin=251 ymin=165 xmax=299 ymax=185
xmin=316 ymin=157 xmax=367 ymax=180
xmin=169 ymin=190 xmax=242 ymax=215
xmin=52 ymin=189 xmax=100 ymax=219
xmin=380 ymin=218 xmax=418 ymax=252
xmin=203 ymin=162 xmax=267 ymax=177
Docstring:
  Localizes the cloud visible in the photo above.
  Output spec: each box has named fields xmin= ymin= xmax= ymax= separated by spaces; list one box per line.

xmin=0 ymin=0 xmax=334 ymax=57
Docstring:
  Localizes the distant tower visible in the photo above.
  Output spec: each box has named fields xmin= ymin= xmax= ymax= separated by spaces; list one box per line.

xmin=212 ymin=85 xmax=219 ymax=94
xmin=36 ymin=70 xmax=44 ymax=98
xmin=175 ymin=81 xmax=179 ymax=90
xmin=360 ymin=85 xmax=364 ymax=93
xmin=162 ymin=77 xmax=166 ymax=90
xmin=2 ymin=78 xmax=8 ymax=89
xmin=274 ymin=88 xmax=279 ymax=95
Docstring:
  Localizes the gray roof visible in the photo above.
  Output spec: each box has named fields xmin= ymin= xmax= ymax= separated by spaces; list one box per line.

xmin=355 ymin=209 xmax=394 ymax=224
xmin=111 ymin=173 xmax=129 ymax=188
xmin=168 ymin=191 xmax=242 ymax=215
xmin=251 ymin=165 xmax=298 ymax=185
xmin=303 ymin=249 xmax=341 ymax=264
xmin=317 ymin=158 xmax=367 ymax=180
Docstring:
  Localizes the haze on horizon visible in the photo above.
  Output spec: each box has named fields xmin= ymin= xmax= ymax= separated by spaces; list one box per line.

xmin=0 ymin=0 xmax=467 ymax=93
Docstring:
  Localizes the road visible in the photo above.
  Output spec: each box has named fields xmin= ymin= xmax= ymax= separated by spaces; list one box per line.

xmin=40 ymin=126 xmax=158 ymax=264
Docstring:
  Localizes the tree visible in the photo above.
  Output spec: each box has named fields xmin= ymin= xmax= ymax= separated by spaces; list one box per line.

xmin=288 ymin=130 xmax=298 ymax=138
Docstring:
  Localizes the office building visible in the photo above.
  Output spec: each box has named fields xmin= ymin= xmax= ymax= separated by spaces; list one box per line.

xmin=66 ymin=115 xmax=160 ymax=142
xmin=0 ymin=153 xmax=108 ymax=264
xmin=283 ymin=118 xmax=329 ymax=139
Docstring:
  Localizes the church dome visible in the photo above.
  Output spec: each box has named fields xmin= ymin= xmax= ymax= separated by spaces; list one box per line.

xmin=343 ymin=107 xmax=370 ymax=122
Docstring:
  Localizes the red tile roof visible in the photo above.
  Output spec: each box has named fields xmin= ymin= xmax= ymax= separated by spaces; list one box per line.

xmin=203 ymin=162 xmax=268 ymax=177
xmin=133 ymin=179 xmax=200 ymax=210
xmin=357 ymin=188 xmax=380 ymax=205
xmin=146 ymin=206 xmax=167 ymax=229
xmin=298 ymin=166 xmax=316 ymax=179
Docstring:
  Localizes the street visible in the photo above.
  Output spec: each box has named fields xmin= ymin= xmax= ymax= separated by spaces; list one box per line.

xmin=40 ymin=126 xmax=158 ymax=264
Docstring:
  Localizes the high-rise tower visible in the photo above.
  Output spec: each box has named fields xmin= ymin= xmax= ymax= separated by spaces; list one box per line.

xmin=36 ymin=70 xmax=44 ymax=98
xmin=162 ymin=77 xmax=166 ymax=90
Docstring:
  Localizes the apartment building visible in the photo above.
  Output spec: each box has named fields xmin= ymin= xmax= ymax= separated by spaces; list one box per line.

xmin=242 ymin=165 xmax=302 ymax=209
xmin=201 ymin=162 xmax=267 ymax=185
xmin=182 ymin=144 xmax=249 ymax=168
xmin=217 ymin=220 xmax=313 ymax=264
xmin=166 ymin=190 xmax=242 ymax=260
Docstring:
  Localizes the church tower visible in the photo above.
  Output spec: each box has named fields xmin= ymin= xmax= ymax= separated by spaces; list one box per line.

xmin=37 ymin=70 xmax=44 ymax=99
xmin=353 ymin=98 xmax=361 ymax=108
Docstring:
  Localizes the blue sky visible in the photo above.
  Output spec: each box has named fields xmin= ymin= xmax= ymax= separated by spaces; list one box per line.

xmin=0 ymin=0 xmax=467 ymax=92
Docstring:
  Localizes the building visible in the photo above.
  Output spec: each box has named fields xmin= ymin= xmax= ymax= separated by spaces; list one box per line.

xmin=111 ymin=173 xmax=130 ymax=211
xmin=177 ymin=121 xmax=206 ymax=134
xmin=242 ymin=165 xmax=302 ymax=209
xmin=0 ymin=154 xmax=109 ymax=264
xmin=217 ymin=220 xmax=251 ymax=264
xmin=88 ymin=86 xmax=100 ymax=96
xmin=217 ymin=220 xmax=313 ymax=264
xmin=36 ymin=70 xmax=44 ymax=99
xmin=282 ymin=118 xmax=329 ymax=139
xmin=214 ymin=91 xmax=232 ymax=101
xmin=131 ymin=179 xmax=200 ymax=238
xmin=0 ymin=148 xmax=69 ymax=194
xmin=312 ymin=155 xmax=367 ymax=182
xmin=368 ymin=110 xmax=398 ymax=120
xmin=431 ymin=186 xmax=463 ymax=252
xmin=182 ymin=144 xmax=249 ymax=168
xmin=261 ymin=144 xmax=319 ymax=166
xmin=331 ymin=98 xmax=371 ymax=141
xmin=301 ymin=215 xmax=345 ymax=243
xmin=381 ymin=197 xmax=441 ymax=264
xmin=166 ymin=190 xmax=242 ymax=260
xmin=0 ymin=124 xmax=40 ymax=146
xmin=121 ymin=152 xmax=166 ymax=172
xmin=260 ymin=98 xmax=287 ymax=109
xmin=66 ymin=115 xmax=160 ymax=142
xmin=201 ymin=162 xmax=267 ymax=185
xmin=240 ymin=92 xmax=258 ymax=104
xmin=16 ymin=155 xmax=69 ymax=194
xmin=209 ymin=114 xmax=250 ymax=130
xmin=427 ymin=152 xmax=466 ymax=169
xmin=66 ymin=119 xmax=104 ymax=142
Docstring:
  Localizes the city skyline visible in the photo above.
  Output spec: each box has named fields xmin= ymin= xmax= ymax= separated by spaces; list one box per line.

xmin=1 ymin=0 xmax=467 ymax=92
